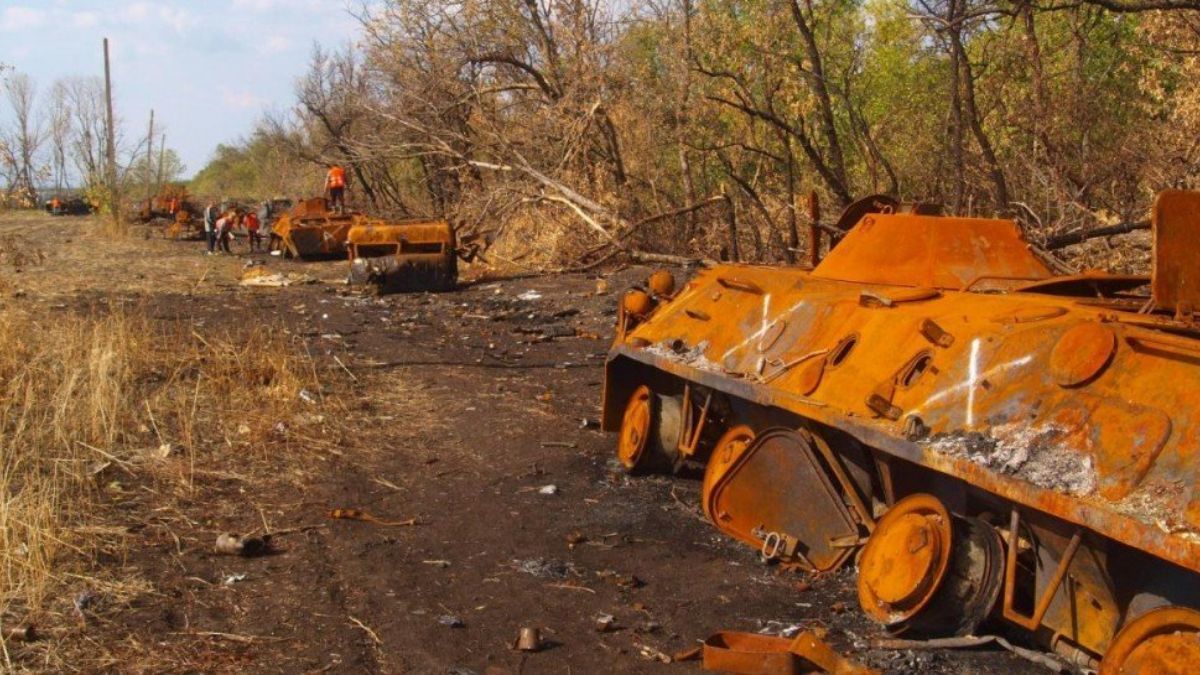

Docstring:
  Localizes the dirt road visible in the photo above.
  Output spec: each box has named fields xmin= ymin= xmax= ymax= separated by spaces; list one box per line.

xmin=0 ymin=213 xmax=1033 ymax=673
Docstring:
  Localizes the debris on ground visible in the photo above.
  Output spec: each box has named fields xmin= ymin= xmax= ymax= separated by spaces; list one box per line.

xmin=596 ymin=569 xmax=643 ymax=589
xmin=703 ymin=630 xmax=879 ymax=675
xmin=514 ymin=626 xmax=542 ymax=652
xmin=636 ymin=643 xmax=672 ymax=663
xmin=3 ymin=626 xmax=38 ymax=642
xmin=239 ymin=267 xmax=316 ymax=287
xmin=214 ymin=533 xmax=272 ymax=557
xmin=513 ymin=558 xmax=577 ymax=580
xmin=327 ymin=508 xmax=418 ymax=526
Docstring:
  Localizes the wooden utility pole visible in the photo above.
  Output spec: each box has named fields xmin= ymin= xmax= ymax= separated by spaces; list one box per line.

xmin=103 ymin=38 xmax=116 ymax=187
xmin=145 ymin=108 xmax=155 ymax=202
xmin=156 ymin=133 xmax=166 ymax=186
xmin=102 ymin=37 xmax=118 ymax=220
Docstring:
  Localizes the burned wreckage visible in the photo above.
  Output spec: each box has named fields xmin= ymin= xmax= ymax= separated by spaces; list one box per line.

xmin=603 ymin=191 xmax=1200 ymax=672
xmin=271 ymin=197 xmax=459 ymax=292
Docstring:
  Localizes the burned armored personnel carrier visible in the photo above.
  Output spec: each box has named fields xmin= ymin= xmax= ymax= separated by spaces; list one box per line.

xmin=270 ymin=197 xmax=356 ymax=259
xmin=346 ymin=219 xmax=458 ymax=293
xmin=603 ymin=191 xmax=1200 ymax=672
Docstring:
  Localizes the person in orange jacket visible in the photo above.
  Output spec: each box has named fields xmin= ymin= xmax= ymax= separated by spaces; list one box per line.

xmin=325 ymin=164 xmax=347 ymax=213
xmin=244 ymin=210 xmax=261 ymax=252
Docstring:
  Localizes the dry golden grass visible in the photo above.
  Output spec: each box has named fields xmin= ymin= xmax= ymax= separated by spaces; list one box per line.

xmin=0 ymin=302 xmax=330 ymax=670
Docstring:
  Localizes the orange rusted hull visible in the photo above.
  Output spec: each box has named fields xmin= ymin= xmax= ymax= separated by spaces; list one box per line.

xmin=271 ymin=198 xmax=358 ymax=259
xmin=346 ymin=221 xmax=457 ymax=292
xmin=604 ymin=196 xmax=1200 ymax=666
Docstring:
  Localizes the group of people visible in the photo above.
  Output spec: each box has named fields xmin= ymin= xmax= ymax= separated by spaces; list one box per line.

xmin=202 ymin=202 xmax=265 ymax=255
xmin=195 ymin=163 xmax=349 ymax=256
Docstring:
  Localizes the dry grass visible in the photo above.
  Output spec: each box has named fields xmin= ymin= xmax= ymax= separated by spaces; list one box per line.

xmin=0 ymin=303 xmax=332 ymax=670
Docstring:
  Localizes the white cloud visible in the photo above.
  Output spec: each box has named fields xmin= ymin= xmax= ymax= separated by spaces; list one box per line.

xmin=0 ymin=6 xmax=47 ymax=32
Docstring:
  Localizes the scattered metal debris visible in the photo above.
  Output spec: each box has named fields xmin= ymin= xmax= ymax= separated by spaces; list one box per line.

xmin=512 ymin=558 xmax=577 ymax=580
xmin=872 ymin=635 xmax=1070 ymax=672
xmin=327 ymin=508 xmax=417 ymax=527
xmin=514 ymin=627 xmax=542 ymax=652
xmin=636 ymin=643 xmax=672 ymax=663
xmin=214 ymin=533 xmax=272 ymax=557
xmin=438 ymin=615 xmax=465 ymax=628
xmin=702 ymin=630 xmax=877 ymax=674
xmin=594 ymin=614 xmax=616 ymax=633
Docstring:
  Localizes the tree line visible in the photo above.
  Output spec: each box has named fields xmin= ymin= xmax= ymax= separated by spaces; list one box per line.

xmin=0 ymin=66 xmax=184 ymax=214
xmin=199 ymin=0 xmax=1200 ymax=267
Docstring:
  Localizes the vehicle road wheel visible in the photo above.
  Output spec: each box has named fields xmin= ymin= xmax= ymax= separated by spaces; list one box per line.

xmin=617 ymin=385 xmax=682 ymax=474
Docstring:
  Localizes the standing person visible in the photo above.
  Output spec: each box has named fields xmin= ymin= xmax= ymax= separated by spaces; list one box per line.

xmin=325 ymin=164 xmax=346 ymax=214
xmin=203 ymin=201 xmax=218 ymax=254
xmin=244 ymin=210 xmax=261 ymax=252
xmin=215 ymin=210 xmax=233 ymax=254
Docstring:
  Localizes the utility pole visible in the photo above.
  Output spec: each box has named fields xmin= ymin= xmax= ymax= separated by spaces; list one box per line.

xmin=156 ymin=133 xmax=166 ymax=187
xmin=102 ymin=37 xmax=119 ymax=221
xmin=145 ymin=108 xmax=155 ymax=203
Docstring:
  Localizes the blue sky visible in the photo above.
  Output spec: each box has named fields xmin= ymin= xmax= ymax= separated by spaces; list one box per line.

xmin=0 ymin=1 xmax=368 ymax=178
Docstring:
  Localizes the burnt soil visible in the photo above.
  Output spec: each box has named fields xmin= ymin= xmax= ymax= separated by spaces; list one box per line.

xmin=0 ymin=213 xmax=1038 ymax=674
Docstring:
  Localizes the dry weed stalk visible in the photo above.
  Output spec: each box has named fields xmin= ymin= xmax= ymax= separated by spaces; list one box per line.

xmin=0 ymin=304 xmax=328 ymax=662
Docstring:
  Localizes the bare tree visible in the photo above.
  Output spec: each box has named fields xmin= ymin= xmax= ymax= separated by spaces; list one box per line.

xmin=0 ymin=73 xmax=46 ymax=202
xmin=46 ymin=80 xmax=72 ymax=191
xmin=62 ymin=77 xmax=108 ymax=186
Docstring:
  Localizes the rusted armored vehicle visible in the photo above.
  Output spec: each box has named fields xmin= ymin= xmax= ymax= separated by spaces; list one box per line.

xmin=45 ymin=196 xmax=94 ymax=216
xmin=346 ymin=219 xmax=457 ymax=292
xmin=604 ymin=191 xmax=1200 ymax=672
xmin=138 ymin=188 xmax=194 ymax=223
xmin=270 ymin=197 xmax=356 ymax=259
